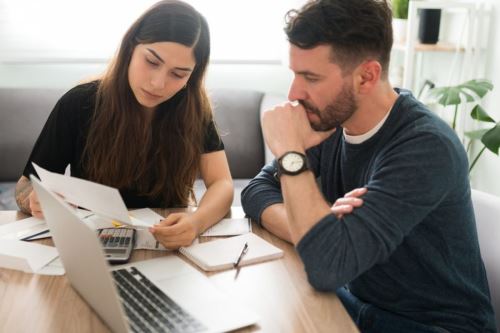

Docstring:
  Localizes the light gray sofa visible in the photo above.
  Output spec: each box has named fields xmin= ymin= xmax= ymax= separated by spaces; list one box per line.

xmin=0 ymin=87 xmax=280 ymax=209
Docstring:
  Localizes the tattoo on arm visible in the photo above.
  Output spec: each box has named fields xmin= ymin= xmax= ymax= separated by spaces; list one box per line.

xmin=15 ymin=177 xmax=32 ymax=215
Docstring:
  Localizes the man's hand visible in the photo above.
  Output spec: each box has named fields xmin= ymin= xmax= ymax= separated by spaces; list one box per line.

xmin=331 ymin=187 xmax=367 ymax=219
xmin=262 ymin=102 xmax=336 ymax=158
xmin=149 ymin=213 xmax=200 ymax=249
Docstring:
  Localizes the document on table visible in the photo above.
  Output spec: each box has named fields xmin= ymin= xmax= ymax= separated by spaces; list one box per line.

xmin=200 ymin=218 xmax=252 ymax=237
xmin=130 ymin=208 xmax=168 ymax=250
xmin=0 ymin=209 xmax=93 ymax=241
xmin=0 ymin=239 xmax=64 ymax=275
xmin=134 ymin=229 xmax=169 ymax=251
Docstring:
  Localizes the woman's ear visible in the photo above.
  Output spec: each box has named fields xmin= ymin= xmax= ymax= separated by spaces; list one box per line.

xmin=353 ymin=60 xmax=382 ymax=94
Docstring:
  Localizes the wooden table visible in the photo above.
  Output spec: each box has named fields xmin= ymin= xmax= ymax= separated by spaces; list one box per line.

xmin=0 ymin=208 xmax=359 ymax=333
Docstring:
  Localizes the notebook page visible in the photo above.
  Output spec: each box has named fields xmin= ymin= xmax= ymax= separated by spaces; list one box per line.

xmin=200 ymin=218 xmax=252 ymax=237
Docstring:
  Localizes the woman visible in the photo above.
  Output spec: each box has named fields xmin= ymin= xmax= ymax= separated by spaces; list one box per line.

xmin=14 ymin=0 xmax=233 ymax=249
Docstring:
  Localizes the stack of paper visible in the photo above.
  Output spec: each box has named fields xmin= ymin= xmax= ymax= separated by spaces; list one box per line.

xmin=0 ymin=239 xmax=64 ymax=275
xmin=0 ymin=217 xmax=49 ymax=240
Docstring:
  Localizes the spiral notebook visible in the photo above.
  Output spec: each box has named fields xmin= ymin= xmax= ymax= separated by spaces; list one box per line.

xmin=179 ymin=233 xmax=283 ymax=271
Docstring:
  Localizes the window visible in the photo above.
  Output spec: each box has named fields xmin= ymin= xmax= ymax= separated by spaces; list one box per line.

xmin=0 ymin=0 xmax=306 ymax=63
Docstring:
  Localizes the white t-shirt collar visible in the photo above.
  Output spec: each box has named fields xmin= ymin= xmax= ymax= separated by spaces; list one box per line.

xmin=343 ymin=108 xmax=392 ymax=144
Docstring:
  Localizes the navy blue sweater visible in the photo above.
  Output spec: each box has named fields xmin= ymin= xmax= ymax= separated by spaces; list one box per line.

xmin=242 ymin=91 xmax=496 ymax=332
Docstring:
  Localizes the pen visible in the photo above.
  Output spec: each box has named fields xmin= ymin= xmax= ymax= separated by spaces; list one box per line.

xmin=21 ymin=229 xmax=50 ymax=241
xmin=233 ymin=242 xmax=249 ymax=268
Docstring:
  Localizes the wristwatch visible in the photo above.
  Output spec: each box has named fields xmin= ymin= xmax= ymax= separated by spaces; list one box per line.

xmin=276 ymin=151 xmax=310 ymax=178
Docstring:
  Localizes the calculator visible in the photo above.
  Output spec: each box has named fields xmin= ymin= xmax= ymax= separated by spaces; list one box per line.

xmin=97 ymin=227 xmax=136 ymax=264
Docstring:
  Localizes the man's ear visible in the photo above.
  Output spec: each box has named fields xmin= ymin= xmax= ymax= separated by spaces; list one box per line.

xmin=353 ymin=60 xmax=382 ymax=94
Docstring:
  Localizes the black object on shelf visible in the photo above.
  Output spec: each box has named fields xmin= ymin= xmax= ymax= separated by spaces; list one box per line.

xmin=418 ymin=9 xmax=441 ymax=44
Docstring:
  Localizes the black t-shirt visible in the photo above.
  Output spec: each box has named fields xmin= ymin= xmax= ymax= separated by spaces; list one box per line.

xmin=23 ymin=81 xmax=224 ymax=208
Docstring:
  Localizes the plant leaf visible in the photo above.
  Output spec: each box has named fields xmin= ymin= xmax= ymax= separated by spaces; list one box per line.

xmin=465 ymin=128 xmax=490 ymax=140
xmin=392 ymin=0 xmax=409 ymax=19
xmin=429 ymin=79 xmax=494 ymax=106
xmin=470 ymin=105 xmax=496 ymax=123
xmin=432 ymin=87 xmax=461 ymax=106
xmin=481 ymin=122 xmax=500 ymax=155
xmin=461 ymin=79 xmax=494 ymax=99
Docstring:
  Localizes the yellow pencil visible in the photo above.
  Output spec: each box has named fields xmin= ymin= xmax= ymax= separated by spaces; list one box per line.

xmin=111 ymin=220 xmax=123 ymax=227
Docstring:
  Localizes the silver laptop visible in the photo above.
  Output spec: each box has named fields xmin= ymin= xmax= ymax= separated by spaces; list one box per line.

xmin=31 ymin=176 xmax=258 ymax=333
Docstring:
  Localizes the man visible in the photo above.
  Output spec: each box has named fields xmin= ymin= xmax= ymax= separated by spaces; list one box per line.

xmin=241 ymin=0 xmax=496 ymax=332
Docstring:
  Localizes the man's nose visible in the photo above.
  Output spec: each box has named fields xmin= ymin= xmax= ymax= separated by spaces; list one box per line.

xmin=288 ymin=78 xmax=307 ymax=101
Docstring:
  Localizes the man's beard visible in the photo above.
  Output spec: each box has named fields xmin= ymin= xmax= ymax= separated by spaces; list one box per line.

xmin=299 ymin=83 xmax=357 ymax=132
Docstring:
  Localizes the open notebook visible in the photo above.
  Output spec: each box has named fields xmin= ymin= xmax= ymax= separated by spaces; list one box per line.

xmin=179 ymin=233 xmax=283 ymax=271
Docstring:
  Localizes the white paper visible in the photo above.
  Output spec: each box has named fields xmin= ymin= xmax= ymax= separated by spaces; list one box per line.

xmin=37 ymin=257 xmax=65 ymax=275
xmin=129 ymin=215 xmax=154 ymax=228
xmin=81 ymin=209 xmax=156 ymax=230
xmin=134 ymin=229 xmax=169 ymax=251
xmin=32 ymin=163 xmax=131 ymax=225
xmin=134 ymin=229 xmax=199 ymax=251
xmin=81 ymin=214 xmax=115 ymax=230
xmin=200 ymin=218 xmax=252 ymax=237
xmin=0 ymin=217 xmax=47 ymax=240
xmin=128 ymin=208 xmax=164 ymax=227
xmin=0 ymin=239 xmax=61 ymax=274
xmin=0 ymin=209 xmax=93 ymax=240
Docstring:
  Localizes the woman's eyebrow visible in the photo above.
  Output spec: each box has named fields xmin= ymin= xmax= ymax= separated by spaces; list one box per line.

xmin=146 ymin=48 xmax=165 ymax=63
xmin=146 ymin=48 xmax=193 ymax=72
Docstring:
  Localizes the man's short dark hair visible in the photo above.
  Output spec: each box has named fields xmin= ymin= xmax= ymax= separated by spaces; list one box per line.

xmin=285 ymin=0 xmax=393 ymax=78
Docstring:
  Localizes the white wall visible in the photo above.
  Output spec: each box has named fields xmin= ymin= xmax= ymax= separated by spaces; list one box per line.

xmin=0 ymin=62 xmax=292 ymax=95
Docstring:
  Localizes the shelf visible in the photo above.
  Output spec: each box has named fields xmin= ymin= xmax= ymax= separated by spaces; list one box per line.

xmin=393 ymin=42 xmax=465 ymax=52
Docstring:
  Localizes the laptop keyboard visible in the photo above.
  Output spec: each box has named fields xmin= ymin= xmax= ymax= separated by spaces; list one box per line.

xmin=112 ymin=267 xmax=206 ymax=333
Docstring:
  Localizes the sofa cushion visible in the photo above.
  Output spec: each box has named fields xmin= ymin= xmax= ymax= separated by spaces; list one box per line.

xmin=193 ymin=179 xmax=249 ymax=207
xmin=0 ymin=88 xmax=66 ymax=181
xmin=209 ymin=89 xmax=265 ymax=179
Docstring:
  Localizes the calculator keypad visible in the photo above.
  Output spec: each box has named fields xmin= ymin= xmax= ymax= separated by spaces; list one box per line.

xmin=98 ymin=228 xmax=135 ymax=263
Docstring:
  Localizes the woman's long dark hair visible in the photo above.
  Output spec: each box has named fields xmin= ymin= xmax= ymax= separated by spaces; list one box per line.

xmin=83 ymin=0 xmax=212 ymax=206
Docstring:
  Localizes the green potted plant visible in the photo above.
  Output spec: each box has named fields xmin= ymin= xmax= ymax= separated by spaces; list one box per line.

xmin=392 ymin=0 xmax=409 ymax=43
xmin=429 ymin=79 xmax=500 ymax=172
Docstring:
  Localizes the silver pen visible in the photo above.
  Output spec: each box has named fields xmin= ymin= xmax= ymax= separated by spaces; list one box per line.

xmin=234 ymin=242 xmax=249 ymax=268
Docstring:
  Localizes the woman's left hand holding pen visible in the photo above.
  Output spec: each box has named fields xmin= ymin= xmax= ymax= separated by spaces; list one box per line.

xmin=149 ymin=212 xmax=200 ymax=249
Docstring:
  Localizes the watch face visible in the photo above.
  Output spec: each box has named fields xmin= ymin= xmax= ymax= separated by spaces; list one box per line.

xmin=282 ymin=152 xmax=305 ymax=172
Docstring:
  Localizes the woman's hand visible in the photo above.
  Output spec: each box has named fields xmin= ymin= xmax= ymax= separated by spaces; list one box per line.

xmin=28 ymin=189 xmax=77 ymax=219
xmin=331 ymin=187 xmax=367 ymax=219
xmin=28 ymin=190 xmax=44 ymax=219
xmin=149 ymin=212 xmax=200 ymax=249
